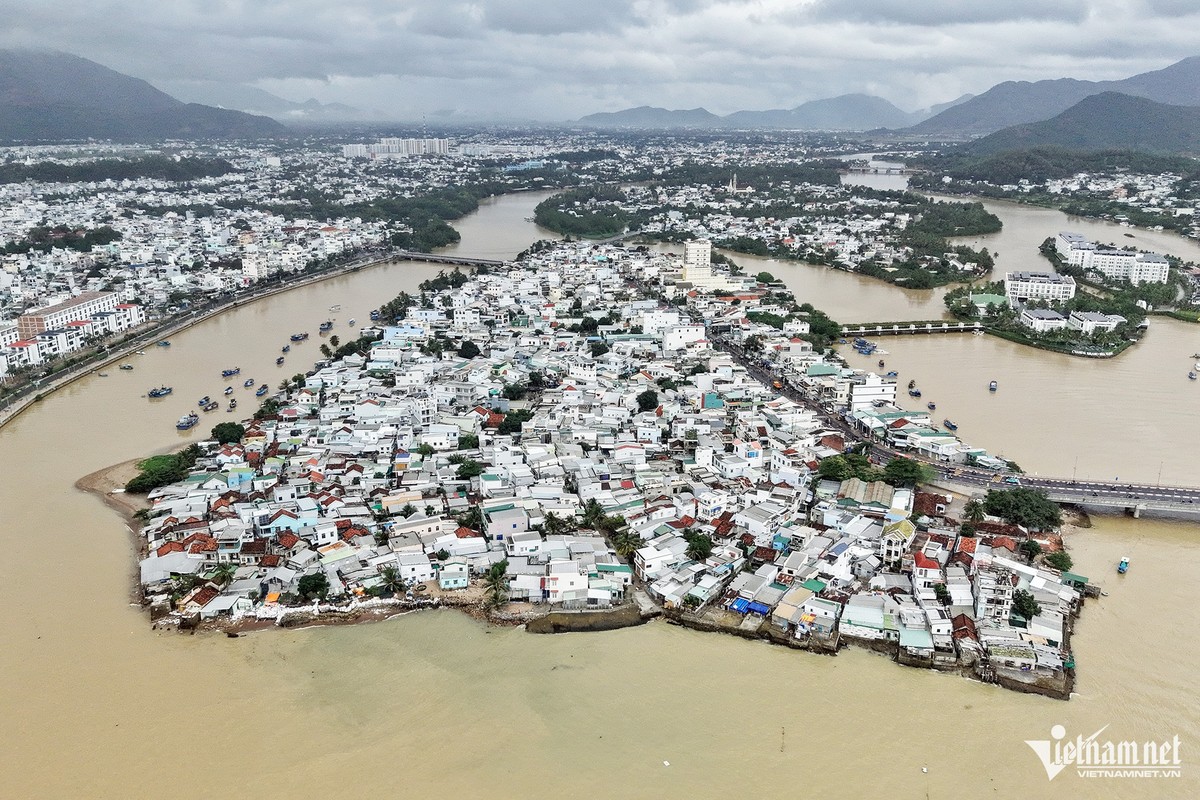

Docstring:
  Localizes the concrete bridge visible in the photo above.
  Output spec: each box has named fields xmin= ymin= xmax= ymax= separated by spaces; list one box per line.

xmin=391 ymin=249 xmax=511 ymax=269
xmin=929 ymin=466 xmax=1200 ymax=518
xmin=843 ymin=166 xmax=918 ymax=175
xmin=842 ymin=321 xmax=983 ymax=337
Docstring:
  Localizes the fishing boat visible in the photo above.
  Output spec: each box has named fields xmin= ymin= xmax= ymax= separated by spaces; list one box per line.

xmin=135 ymin=350 xmax=146 ymax=355
xmin=348 ymin=318 xmax=355 ymax=326
xmin=877 ymin=359 xmax=885 ymax=368
xmin=943 ymin=419 xmax=958 ymax=431
xmin=885 ymin=370 xmax=898 ymax=378
xmin=156 ymin=340 xmax=171 ymax=347
xmin=276 ymin=356 xmax=285 ymax=365
xmin=243 ymin=378 xmax=255 ymax=388
xmin=369 ymin=310 xmax=380 ymax=321
xmin=318 ymin=320 xmax=334 ymax=332
xmin=1190 ymin=372 xmax=1197 ymax=381
xmin=119 ymin=364 xmax=133 ymax=371
xmin=97 ymin=372 xmax=109 ymax=377
xmin=256 ymin=385 xmax=269 ymax=397
xmin=197 ymin=395 xmax=211 ymax=407
xmin=927 ymin=402 xmax=936 ymax=410
xmin=282 ymin=345 xmax=291 ymax=353
xmin=290 ymin=332 xmax=308 ymax=342
xmin=1118 ymin=557 xmax=1129 ymax=575
xmin=203 ymin=401 xmax=219 ymax=412
xmin=224 ymin=386 xmax=234 ymax=395
xmin=221 ymin=367 xmax=241 ymax=377
xmin=907 ymin=379 xmax=916 ymax=389
xmin=908 ymin=388 xmax=922 ymax=398
xmin=147 ymin=386 xmax=172 ymax=398
xmin=329 ymin=304 xmax=341 ymax=312
xmin=175 ymin=412 xmax=199 ymax=430
xmin=228 ymin=398 xmax=238 ymax=411
xmin=988 ymin=380 xmax=998 ymax=392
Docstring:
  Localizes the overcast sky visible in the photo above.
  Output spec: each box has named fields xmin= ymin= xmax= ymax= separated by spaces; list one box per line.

xmin=1 ymin=0 xmax=1198 ymax=121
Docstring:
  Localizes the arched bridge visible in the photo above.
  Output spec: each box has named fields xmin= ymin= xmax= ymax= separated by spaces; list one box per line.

xmin=392 ymin=249 xmax=511 ymax=269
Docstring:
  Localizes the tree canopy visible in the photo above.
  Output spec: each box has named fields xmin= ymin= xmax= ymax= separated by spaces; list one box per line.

xmin=210 ymin=422 xmax=245 ymax=445
xmin=982 ymin=488 xmax=1063 ymax=531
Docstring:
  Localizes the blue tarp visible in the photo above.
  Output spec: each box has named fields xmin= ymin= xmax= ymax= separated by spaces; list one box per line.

xmin=730 ymin=598 xmax=750 ymax=614
xmin=748 ymin=602 xmax=771 ymax=616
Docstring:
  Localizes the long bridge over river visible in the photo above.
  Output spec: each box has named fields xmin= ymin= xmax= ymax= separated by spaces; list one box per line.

xmin=842 ymin=320 xmax=983 ymax=337
xmin=927 ymin=465 xmax=1200 ymax=518
xmin=392 ymin=249 xmax=511 ymax=269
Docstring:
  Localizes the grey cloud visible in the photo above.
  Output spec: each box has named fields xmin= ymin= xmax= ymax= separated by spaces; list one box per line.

xmin=806 ymin=0 xmax=1092 ymax=26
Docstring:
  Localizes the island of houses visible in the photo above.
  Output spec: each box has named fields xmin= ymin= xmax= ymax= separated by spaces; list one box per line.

xmin=130 ymin=238 xmax=1087 ymax=698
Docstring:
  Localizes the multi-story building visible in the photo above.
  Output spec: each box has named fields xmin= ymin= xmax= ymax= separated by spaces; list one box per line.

xmin=1004 ymin=271 xmax=1076 ymax=306
xmin=1055 ymin=231 xmax=1169 ymax=284
xmin=847 ymin=372 xmax=896 ymax=412
xmin=17 ymin=291 xmax=119 ymax=338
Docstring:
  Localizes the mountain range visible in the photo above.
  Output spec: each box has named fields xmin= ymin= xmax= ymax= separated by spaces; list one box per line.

xmin=578 ymin=56 xmax=1200 ymax=137
xmin=154 ymin=80 xmax=375 ymax=122
xmin=578 ymin=92 xmax=974 ymax=131
xmin=0 ymin=49 xmax=285 ymax=141
xmin=962 ymin=92 xmax=1200 ymax=156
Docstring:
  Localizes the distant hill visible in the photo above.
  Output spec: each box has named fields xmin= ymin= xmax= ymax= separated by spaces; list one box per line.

xmin=577 ymin=105 xmax=725 ymax=128
xmin=0 ymin=49 xmax=285 ymax=141
xmin=908 ymin=56 xmax=1200 ymax=136
xmin=962 ymin=92 xmax=1200 ymax=156
xmin=578 ymin=92 xmax=972 ymax=131
xmin=155 ymin=80 xmax=373 ymax=122
xmin=725 ymin=94 xmax=916 ymax=130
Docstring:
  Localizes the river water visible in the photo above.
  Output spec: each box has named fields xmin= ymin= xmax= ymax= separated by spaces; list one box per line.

xmin=1 ymin=187 xmax=1198 ymax=799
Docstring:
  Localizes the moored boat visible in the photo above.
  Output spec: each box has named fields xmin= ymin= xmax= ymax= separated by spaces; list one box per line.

xmin=276 ymin=356 xmax=285 ymax=365
xmin=908 ymin=388 xmax=922 ymax=398
xmin=203 ymin=401 xmax=219 ymax=412
xmin=221 ymin=367 xmax=241 ymax=377
xmin=147 ymin=386 xmax=172 ymax=398
xmin=282 ymin=345 xmax=291 ymax=353
xmin=988 ymin=380 xmax=998 ymax=392
xmin=348 ymin=318 xmax=355 ymax=326
xmin=1118 ymin=557 xmax=1129 ymax=574
xmin=927 ymin=402 xmax=936 ymax=410
xmin=175 ymin=412 xmax=199 ymax=430
xmin=156 ymin=340 xmax=171 ymax=347
xmin=290 ymin=333 xmax=308 ymax=342
xmin=228 ymin=398 xmax=238 ymax=410
xmin=97 ymin=372 xmax=109 ymax=377
xmin=877 ymin=359 xmax=885 ymax=368
xmin=318 ymin=320 xmax=334 ymax=332
xmin=369 ymin=310 xmax=381 ymax=321
xmin=885 ymin=370 xmax=898 ymax=378
xmin=243 ymin=378 xmax=255 ymax=388
xmin=119 ymin=364 xmax=133 ymax=371
xmin=197 ymin=395 xmax=211 ymax=407
xmin=224 ymin=386 xmax=234 ymax=395
xmin=907 ymin=379 xmax=916 ymax=389
xmin=943 ymin=419 xmax=958 ymax=431
xmin=256 ymin=385 xmax=269 ymax=397
xmin=1190 ymin=371 xmax=1197 ymax=381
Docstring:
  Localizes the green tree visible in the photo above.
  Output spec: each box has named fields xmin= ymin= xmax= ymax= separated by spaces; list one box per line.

xmin=484 ymin=560 xmax=509 ymax=609
xmin=636 ymin=389 xmax=659 ymax=412
xmin=580 ymin=498 xmax=605 ymax=529
xmin=1045 ymin=551 xmax=1074 ymax=572
xmin=501 ymin=383 xmax=527 ymax=401
xmin=458 ymin=433 xmax=479 ymax=449
xmin=982 ymin=488 xmax=1062 ymax=530
xmin=210 ymin=422 xmax=245 ymax=444
xmin=399 ymin=503 xmax=417 ymax=518
xmin=817 ymin=455 xmax=854 ymax=482
xmin=416 ymin=443 xmax=435 ymax=457
xmin=882 ymin=456 xmax=933 ymax=487
xmin=612 ymin=528 xmax=642 ymax=559
xmin=297 ymin=573 xmax=330 ymax=601
xmin=211 ymin=562 xmax=237 ymax=587
xmin=1019 ymin=539 xmax=1043 ymax=561
xmin=933 ymin=583 xmax=951 ymax=606
xmin=684 ymin=530 xmax=714 ymax=561
xmin=456 ymin=459 xmax=485 ymax=479
xmin=379 ymin=565 xmax=407 ymax=596
xmin=1012 ymin=589 xmax=1041 ymax=620
xmin=457 ymin=340 xmax=481 ymax=358
xmin=963 ymin=499 xmax=985 ymax=523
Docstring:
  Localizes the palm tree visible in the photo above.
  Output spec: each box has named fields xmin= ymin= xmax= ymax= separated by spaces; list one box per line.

xmin=484 ymin=560 xmax=509 ymax=609
xmin=543 ymin=511 xmax=571 ymax=536
xmin=963 ymin=499 xmax=985 ymax=523
xmin=211 ymin=562 xmax=237 ymax=586
xmin=613 ymin=529 xmax=642 ymax=559
xmin=580 ymin=499 xmax=605 ymax=529
xmin=379 ymin=565 xmax=407 ymax=596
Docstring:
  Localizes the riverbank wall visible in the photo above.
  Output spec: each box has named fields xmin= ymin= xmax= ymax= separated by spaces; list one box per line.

xmin=525 ymin=603 xmax=647 ymax=633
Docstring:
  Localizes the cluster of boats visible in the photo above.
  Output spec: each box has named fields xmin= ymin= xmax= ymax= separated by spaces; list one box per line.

xmin=1188 ymin=360 xmax=1199 ymax=380
xmin=851 ymin=337 xmax=877 ymax=356
xmin=905 ymin=380 xmax=957 ymax=431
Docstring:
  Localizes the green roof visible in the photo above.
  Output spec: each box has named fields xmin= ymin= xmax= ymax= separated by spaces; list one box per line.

xmin=801 ymin=579 xmax=827 ymax=593
xmin=597 ymin=564 xmax=633 ymax=574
